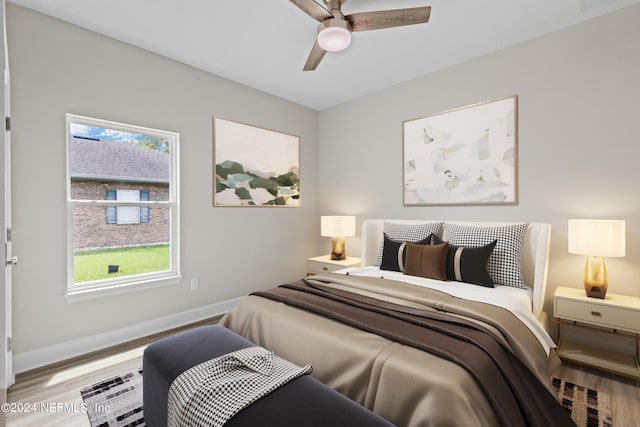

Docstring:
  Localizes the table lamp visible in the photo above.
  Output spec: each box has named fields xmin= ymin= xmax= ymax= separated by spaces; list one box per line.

xmin=321 ymin=216 xmax=356 ymax=260
xmin=568 ymin=219 xmax=625 ymax=299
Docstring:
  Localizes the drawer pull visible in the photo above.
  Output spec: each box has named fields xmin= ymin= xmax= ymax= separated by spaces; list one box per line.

xmin=322 ymin=267 xmax=328 ymax=271
xmin=590 ymin=311 xmax=602 ymax=317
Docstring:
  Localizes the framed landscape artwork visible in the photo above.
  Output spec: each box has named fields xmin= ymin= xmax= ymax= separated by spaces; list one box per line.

xmin=403 ymin=95 xmax=518 ymax=206
xmin=213 ymin=117 xmax=300 ymax=207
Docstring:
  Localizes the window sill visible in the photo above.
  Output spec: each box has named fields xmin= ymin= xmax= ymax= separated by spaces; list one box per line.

xmin=65 ymin=274 xmax=182 ymax=303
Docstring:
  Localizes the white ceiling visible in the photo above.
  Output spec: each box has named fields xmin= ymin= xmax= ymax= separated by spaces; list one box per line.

xmin=8 ymin=0 xmax=640 ymax=110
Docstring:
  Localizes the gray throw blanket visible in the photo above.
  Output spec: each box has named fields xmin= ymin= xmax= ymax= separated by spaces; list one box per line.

xmin=167 ymin=346 xmax=312 ymax=427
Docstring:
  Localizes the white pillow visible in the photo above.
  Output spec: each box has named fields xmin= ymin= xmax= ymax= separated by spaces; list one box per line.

xmin=445 ymin=223 xmax=529 ymax=289
xmin=373 ymin=222 xmax=444 ymax=267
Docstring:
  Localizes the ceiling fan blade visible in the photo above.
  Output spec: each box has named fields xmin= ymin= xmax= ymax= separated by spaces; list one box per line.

xmin=347 ymin=6 xmax=431 ymax=32
xmin=303 ymin=40 xmax=327 ymax=71
xmin=290 ymin=0 xmax=333 ymax=22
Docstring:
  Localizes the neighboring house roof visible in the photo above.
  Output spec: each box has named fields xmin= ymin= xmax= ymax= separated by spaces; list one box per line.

xmin=70 ymin=136 xmax=170 ymax=183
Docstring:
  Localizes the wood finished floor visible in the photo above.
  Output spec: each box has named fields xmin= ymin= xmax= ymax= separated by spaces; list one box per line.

xmin=4 ymin=319 xmax=640 ymax=427
xmin=550 ymin=363 xmax=640 ymax=427
xmin=4 ymin=316 xmax=221 ymax=427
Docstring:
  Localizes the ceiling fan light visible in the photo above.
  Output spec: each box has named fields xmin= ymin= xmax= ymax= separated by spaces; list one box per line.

xmin=317 ymin=24 xmax=351 ymax=52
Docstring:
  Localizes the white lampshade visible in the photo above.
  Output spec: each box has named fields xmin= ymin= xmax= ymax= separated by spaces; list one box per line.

xmin=321 ymin=216 xmax=356 ymax=238
xmin=568 ymin=219 xmax=626 ymax=257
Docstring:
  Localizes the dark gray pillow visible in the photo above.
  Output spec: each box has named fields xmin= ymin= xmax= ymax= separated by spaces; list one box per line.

xmin=380 ymin=233 xmax=431 ymax=272
xmin=444 ymin=223 xmax=529 ymax=289
xmin=432 ymin=234 xmax=497 ymax=288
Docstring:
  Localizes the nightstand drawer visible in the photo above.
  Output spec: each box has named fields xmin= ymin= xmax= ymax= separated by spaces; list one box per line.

xmin=307 ymin=256 xmax=361 ymax=275
xmin=308 ymin=260 xmax=345 ymax=274
xmin=555 ymin=298 xmax=640 ymax=333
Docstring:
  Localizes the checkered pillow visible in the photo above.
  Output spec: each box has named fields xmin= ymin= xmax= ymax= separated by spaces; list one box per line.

xmin=445 ymin=223 xmax=529 ymax=289
xmin=373 ymin=222 xmax=444 ymax=266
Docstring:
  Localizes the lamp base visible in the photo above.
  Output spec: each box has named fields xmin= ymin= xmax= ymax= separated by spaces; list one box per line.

xmin=330 ymin=237 xmax=346 ymax=261
xmin=583 ymin=256 xmax=608 ymax=299
xmin=584 ymin=283 xmax=607 ymax=299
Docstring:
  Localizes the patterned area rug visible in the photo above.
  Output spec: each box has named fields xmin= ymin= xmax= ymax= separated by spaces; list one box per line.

xmin=80 ymin=368 xmax=145 ymax=427
xmin=552 ymin=377 xmax=612 ymax=427
xmin=79 ymin=370 xmax=612 ymax=427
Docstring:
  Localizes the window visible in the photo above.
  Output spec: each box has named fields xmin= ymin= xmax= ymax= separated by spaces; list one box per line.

xmin=66 ymin=114 xmax=180 ymax=301
xmin=106 ymin=190 xmax=150 ymax=224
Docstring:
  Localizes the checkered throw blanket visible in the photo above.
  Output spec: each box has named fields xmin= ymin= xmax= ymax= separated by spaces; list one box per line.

xmin=167 ymin=346 xmax=313 ymax=427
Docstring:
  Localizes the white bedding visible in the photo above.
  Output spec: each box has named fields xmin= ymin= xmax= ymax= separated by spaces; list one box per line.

xmin=338 ymin=266 xmax=556 ymax=355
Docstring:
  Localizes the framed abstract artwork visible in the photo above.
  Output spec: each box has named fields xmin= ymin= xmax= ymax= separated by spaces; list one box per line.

xmin=213 ymin=117 xmax=300 ymax=207
xmin=403 ymin=95 xmax=518 ymax=206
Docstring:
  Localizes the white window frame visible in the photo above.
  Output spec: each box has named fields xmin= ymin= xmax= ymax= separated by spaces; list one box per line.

xmin=65 ymin=114 xmax=181 ymax=302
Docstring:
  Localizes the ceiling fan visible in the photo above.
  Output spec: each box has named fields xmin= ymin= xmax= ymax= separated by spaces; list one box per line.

xmin=290 ymin=0 xmax=431 ymax=71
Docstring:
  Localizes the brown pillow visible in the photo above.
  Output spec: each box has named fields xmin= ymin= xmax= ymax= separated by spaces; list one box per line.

xmin=403 ymin=241 xmax=448 ymax=280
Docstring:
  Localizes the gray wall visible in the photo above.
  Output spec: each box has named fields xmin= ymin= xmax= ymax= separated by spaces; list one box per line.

xmin=319 ymin=3 xmax=640 ymax=315
xmin=7 ymin=4 xmax=319 ymax=355
xmin=8 ymin=1 xmax=640 ymax=361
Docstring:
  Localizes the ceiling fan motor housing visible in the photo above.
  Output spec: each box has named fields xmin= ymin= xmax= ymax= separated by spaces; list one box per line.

xmin=324 ymin=0 xmax=346 ymax=10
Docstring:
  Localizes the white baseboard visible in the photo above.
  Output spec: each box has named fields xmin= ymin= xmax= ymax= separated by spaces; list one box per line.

xmin=12 ymin=297 xmax=242 ymax=375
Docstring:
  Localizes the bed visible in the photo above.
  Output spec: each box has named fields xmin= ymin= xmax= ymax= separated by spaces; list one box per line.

xmin=220 ymin=219 xmax=576 ymax=427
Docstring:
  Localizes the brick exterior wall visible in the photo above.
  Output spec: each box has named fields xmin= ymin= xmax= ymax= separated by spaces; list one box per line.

xmin=72 ymin=180 xmax=170 ymax=251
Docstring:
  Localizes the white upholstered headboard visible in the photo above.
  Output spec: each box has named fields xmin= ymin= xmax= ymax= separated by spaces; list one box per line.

xmin=360 ymin=220 xmax=551 ymax=321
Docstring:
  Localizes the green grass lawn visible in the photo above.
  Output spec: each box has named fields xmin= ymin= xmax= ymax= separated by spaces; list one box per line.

xmin=74 ymin=244 xmax=170 ymax=283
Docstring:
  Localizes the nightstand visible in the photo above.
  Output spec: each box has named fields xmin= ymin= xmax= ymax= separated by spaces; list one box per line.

xmin=554 ymin=286 xmax=640 ymax=379
xmin=307 ymin=255 xmax=361 ymax=276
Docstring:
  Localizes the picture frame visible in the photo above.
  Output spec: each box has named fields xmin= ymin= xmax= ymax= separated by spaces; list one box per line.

xmin=403 ymin=95 xmax=518 ymax=206
xmin=213 ymin=117 xmax=300 ymax=207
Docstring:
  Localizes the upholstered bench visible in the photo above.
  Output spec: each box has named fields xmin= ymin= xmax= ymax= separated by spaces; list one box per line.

xmin=143 ymin=324 xmax=394 ymax=427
